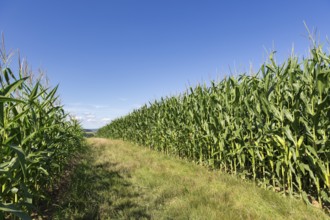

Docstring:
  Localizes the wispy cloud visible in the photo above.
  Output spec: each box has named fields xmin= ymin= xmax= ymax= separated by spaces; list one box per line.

xmin=63 ymin=103 xmax=130 ymax=128
xmin=73 ymin=115 xmax=83 ymax=120
xmin=101 ymin=117 xmax=111 ymax=122
xmin=85 ymin=112 xmax=96 ymax=119
xmin=118 ymin=97 xmax=128 ymax=102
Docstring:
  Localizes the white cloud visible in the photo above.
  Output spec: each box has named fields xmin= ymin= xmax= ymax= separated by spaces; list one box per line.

xmin=85 ymin=114 xmax=96 ymax=119
xmin=73 ymin=115 xmax=83 ymax=120
xmin=101 ymin=117 xmax=111 ymax=122
xmin=63 ymin=103 xmax=131 ymax=129
xmin=86 ymin=118 xmax=96 ymax=122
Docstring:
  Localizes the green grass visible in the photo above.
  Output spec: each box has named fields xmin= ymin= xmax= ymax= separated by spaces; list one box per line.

xmin=52 ymin=138 xmax=329 ymax=219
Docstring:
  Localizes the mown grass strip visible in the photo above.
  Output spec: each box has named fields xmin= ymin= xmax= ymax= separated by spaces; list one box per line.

xmin=52 ymin=138 xmax=329 ymax=220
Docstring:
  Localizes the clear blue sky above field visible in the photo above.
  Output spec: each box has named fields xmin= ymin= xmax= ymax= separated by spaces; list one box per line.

xmin=1 ymin=1 xmax=329 ymax=128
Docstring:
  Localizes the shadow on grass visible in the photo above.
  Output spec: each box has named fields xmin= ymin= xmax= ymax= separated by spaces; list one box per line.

xmin=52 ymin=149 xmax=151 ymax=220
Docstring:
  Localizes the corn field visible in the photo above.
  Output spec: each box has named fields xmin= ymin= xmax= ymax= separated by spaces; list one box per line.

xmin=0 ymin=41 xmax=83 ymax=219
xmin=98 ymin=43 xmax=330 ymax=208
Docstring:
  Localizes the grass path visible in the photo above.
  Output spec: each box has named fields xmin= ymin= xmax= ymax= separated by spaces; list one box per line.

xmin=52 ymin=138 xmax=329 ymax=219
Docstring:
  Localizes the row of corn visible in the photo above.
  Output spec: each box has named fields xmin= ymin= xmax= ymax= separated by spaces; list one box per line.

xmin=98 ymin=43 xmax=330 ymax=208
xmin=0 ymin=42 xmax=84 ymax=219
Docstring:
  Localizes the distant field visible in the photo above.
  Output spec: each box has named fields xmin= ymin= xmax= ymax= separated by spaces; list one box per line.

xmin=52 ymin=138 xmax=329 ymax=219
xmin=83 ymin=129 xmax=98 ymax=137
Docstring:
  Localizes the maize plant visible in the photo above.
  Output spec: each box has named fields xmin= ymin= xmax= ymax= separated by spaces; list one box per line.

xmin=98 ymin=41 xmax=330 ymax=209
xmin=0 ymin=40 xmax=84 ymax=219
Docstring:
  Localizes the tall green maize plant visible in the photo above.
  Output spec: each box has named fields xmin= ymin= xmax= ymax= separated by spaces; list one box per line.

xmin=0 ymin=39 xmax=84 ymax=219
xmin=98 ymin=40 xmax=330 ymax=209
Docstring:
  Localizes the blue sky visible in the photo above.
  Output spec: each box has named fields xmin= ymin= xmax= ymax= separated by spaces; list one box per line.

xmin=1 ymin=1 xmax=329 ymax=128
